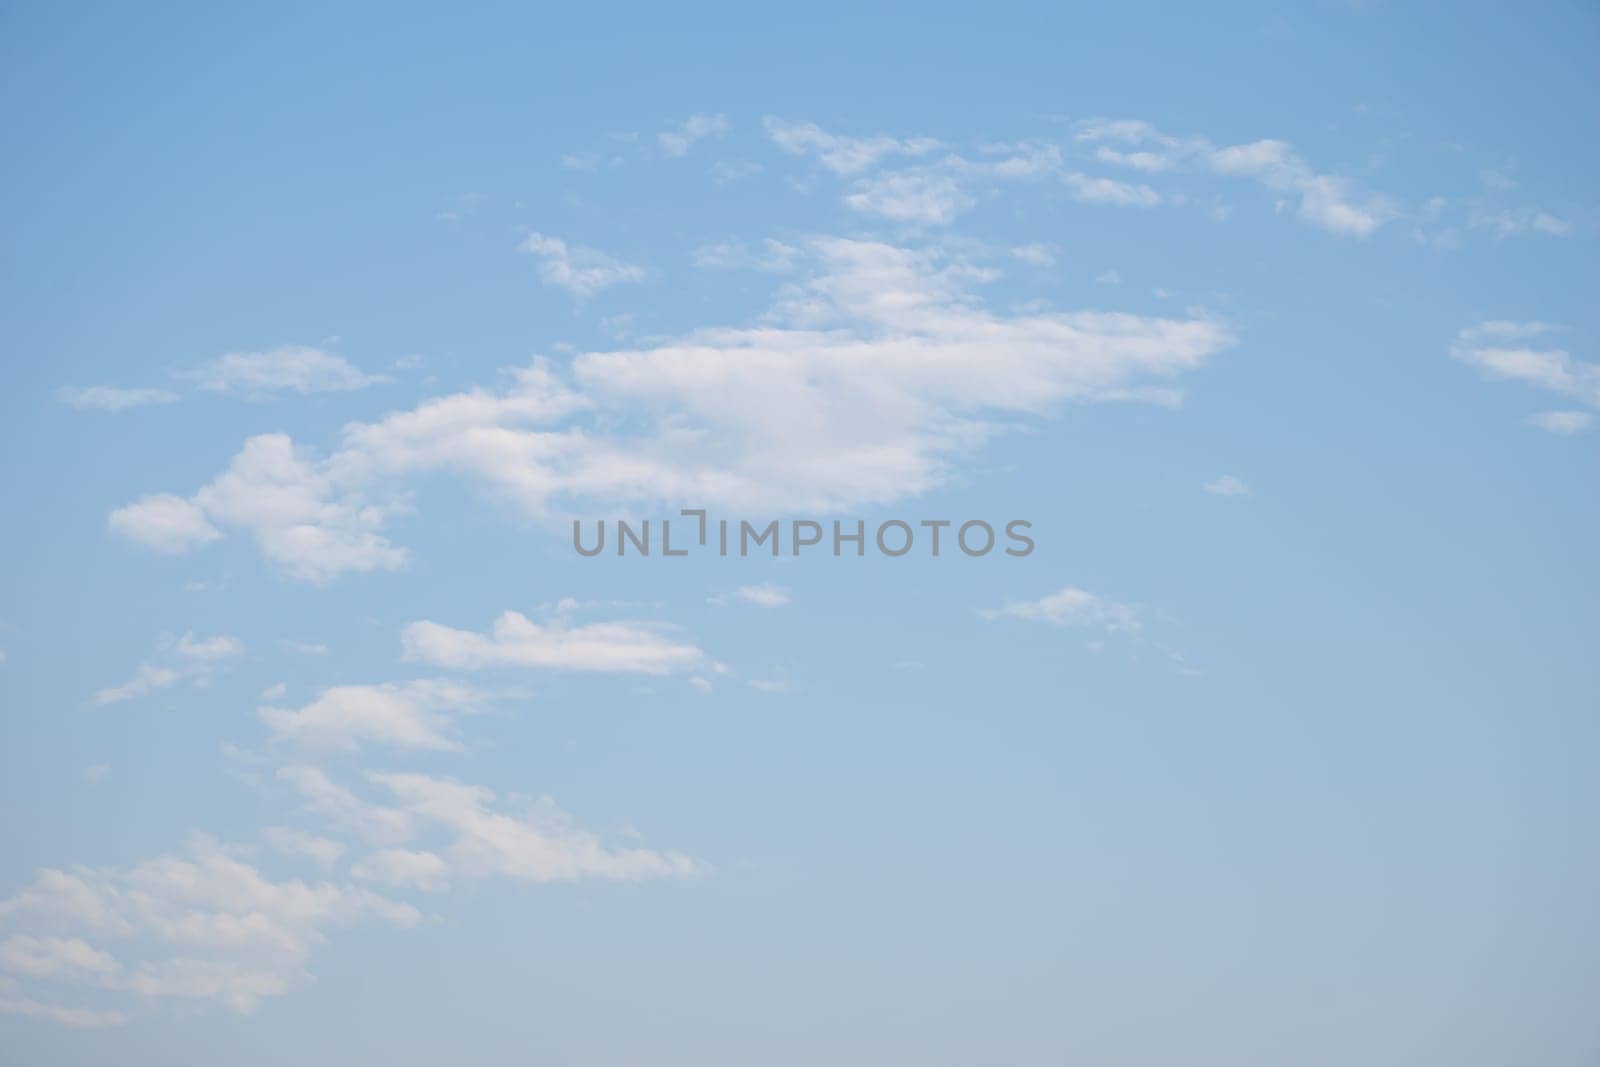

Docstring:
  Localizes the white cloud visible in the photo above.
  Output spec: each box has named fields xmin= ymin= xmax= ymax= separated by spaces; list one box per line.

xmin=1527 ymin=410 xmax=1593 ymax=435
xmin=155 ymin=433 xmax=406 ymax=582
xmin=1451 ymin=321 xmax=1600 ymax=414
xmin=709 ymin=159 xmax=763 ymax=185
xmin=108 ymin=493 xmax=221 ymax=554
xmin=519 ymin=232 xmax=645 ymax=298
xmin=0 ymin=994 xmax=127 ymax=1028
xmin=1206 ymin=140 xmax=1394 ymax=236
xmin=845 ymin=171 xmax=975 ymax=224
xmin=368 ymin=772 xmax=700 ymax=884
xmin=1062 ymin=171 xmax=1162 ymax=207
xmin=734 ymin=583 xmax=790 ymax=608
xmin=693 ymin=238 xmax=800 ymax=273
xmin=56 ymin=385 xmax=179 ymax=412
xmin=93 ymin=633 xmax=242 ymax=706
xmin=1469 ymin=207 xmax=1574 ymax=238
xmin=1096 ymin=269 xmax=1122 ymax=285
xmin=1480 ymin=168 xmax=1518 ymax=192
xmin=0 ymin=935 xmax=118 ymax=982
xmin=402 ymin=611 xmax=703 ymax=675
xmin=0 ymin=837 xmax=418 ymax=1017
xmin=1076 ymin=118 xmax=1396 ymax=236
xmin=350 ymin=849 xmax=450 ymax=892
xmin=186 ymin=346 xmax=389 ymax=396
xmin=1204 ymin=474 xmax=1251 ymax=497
xmin=1011 ymin=243 xmax=1056 ymax=266
xmin=763 ymin=117 xmax=940 ymax=174
xmin=658 ymin=113 xmax=730 ymax=157
xmin=91 ymin=664 xmax=182 ymax=706
xmin=982 ymin=586 xmax=1139 ymax=633
xmin=278 ymin=765 xmax=415 ymax=847
xmin=260 ymin=680 xmax=484 ymax=752
xmin=114 ymin=238 xmax=1231 ymax=579
xmin=262 ymin=827 xmax=345 ymax=869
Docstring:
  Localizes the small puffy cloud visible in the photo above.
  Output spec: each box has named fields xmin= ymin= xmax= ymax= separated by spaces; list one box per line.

xmin=260 ymin=680 xmax=484 ymax=753
xmin=402 ymin=611 xmax=703 ymax=674
xmin=846 ymin=171 xmax=974 ymax=225
xmin=658 ymin=113 xmax=730 ymax=157
xmin=763 ymin=117 xmax=939 ymax=174
xmin=1527 ymin=410 xmax=1593 ymax=435
xmin=519 ymin=232 xmax=645 ymax=298
xmin=113 ymin=433 xmax=408 ymax=583
xmin=734 ymin=584 xmax=790 ymax=608
xmin=56 ymin=386 xmax=178 ymax=412
xmin=175 ymin=633 xmax=244 ymax=663
xmin=983 ymin=586 xmax=1139 ymax=634
xmin=1204 ymin=474 xmax=1251 ymax=497
xmin=108 ymin=494 xmax=221 ymax=554
xmin=187 ymin=346 xmax=389 ymax=396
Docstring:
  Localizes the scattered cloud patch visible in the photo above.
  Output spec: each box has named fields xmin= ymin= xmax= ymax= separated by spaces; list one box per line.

xmin=1527 ymin=410 xmax=1593 ymax=435
xmin=734 ymin=583 xmax=790 ymax=608
xmin=1451 ymin=322 xmax=1600 ymax=419
xmin=93 ymin=633 xmax=242 ymax=706
xmin=846 ymin=171 xmax=975 ymax=225
xmin=260 ymin=680 xmax=484 ymax=753
xmin=114 ymin=238 xmax=1231 ymax=579
xmin=519 ymin=232 xmax=646 ymax=298
xmin=0 ymin=837 xmax=418 ymax=1017
xmin=186 ymin=347 xmax=389 ymax=396
xmin=982 ymin=586 xmax=1139 ymax=634
xmin=658 ymin=113 xmax=730 ymax=157
xmin=402 ymin=611 xmax=703 ymax=675
xmin=57 ymin=386 xmax=178 ymax=412
xmin=1204 ymin=474 xmax=1251 ymax=497
xmin=763 ymin=117 xmax=940 ymax=174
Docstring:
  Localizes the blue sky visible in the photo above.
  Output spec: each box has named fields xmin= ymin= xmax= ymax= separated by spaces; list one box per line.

xmin=2 ymin=3 xmax=1598 ymax=1063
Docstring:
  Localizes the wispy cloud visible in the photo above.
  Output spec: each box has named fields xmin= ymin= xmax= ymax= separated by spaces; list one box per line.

xmin=93 ymin=633 xmax=243 ymax=706
xmin=56 ymin=386 xmax=178 ymax=412
xmin=658 ymin=113 xmax=730 ymax=157
xmin=1451 ymin=321 xmax=1600 ymax=421
xmin=982 ymin=586 xmax=1140 ymax=634
xmin=519 ymin=232 xmax=645 ymax=298
xmin=763 ymin=117 xmax=939 ymax=174
xmin=401 ymin=610 xmax=703 ymax=674
xmin=186 ymin=346 xmax=390 ymax=396
xmin=1204 ymin=474 xmax=1251 ymax=497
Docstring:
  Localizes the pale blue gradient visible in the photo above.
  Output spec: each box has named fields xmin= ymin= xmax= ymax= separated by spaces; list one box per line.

xmin=1 ymin=3 xmax=1597 ymax=1064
